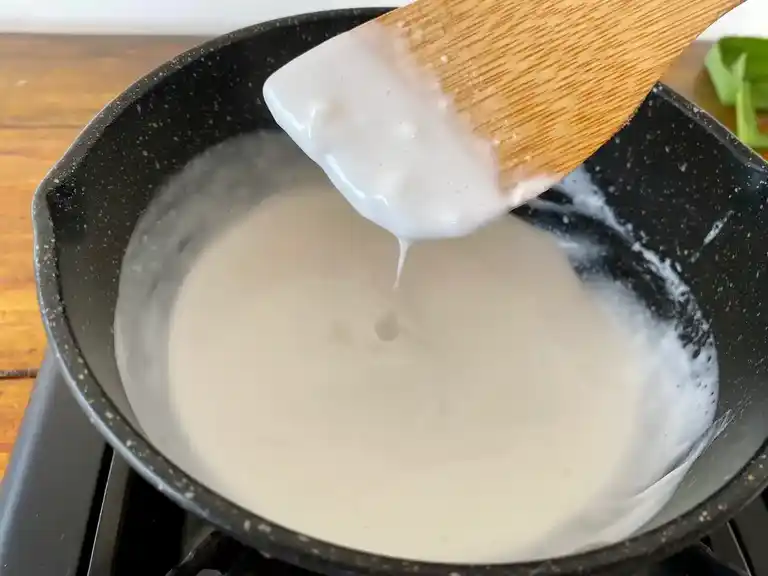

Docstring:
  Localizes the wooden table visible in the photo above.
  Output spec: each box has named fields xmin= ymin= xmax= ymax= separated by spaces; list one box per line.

xmin=0 ymin=35 xmax=756 ymax=480
xmin=0 ymin=34 xmax=204 ymax=477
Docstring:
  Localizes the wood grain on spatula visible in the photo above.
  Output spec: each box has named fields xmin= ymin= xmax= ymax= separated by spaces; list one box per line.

xmin=377 ymin=0 xmax=744 ymax=185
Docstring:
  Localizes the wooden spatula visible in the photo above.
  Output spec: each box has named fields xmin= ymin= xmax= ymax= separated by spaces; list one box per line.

xmin=374 ymin=0 xmax=743 ymax=186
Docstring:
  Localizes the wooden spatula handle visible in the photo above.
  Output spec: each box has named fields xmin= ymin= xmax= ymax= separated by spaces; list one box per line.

xmin=378 ymin=0 xmax=744 ymax=183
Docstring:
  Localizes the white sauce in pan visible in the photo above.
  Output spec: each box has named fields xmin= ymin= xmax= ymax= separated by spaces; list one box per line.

xmin=115 ymin=133 xmax=722 ymax=564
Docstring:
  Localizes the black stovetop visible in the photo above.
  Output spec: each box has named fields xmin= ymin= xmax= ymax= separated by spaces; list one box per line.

xmin=0 ymin=354 xmax=765 ymax=576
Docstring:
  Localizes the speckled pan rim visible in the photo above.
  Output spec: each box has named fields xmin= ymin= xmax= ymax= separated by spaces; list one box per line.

xmin=31 ymin=10 xmax=768 ymax=576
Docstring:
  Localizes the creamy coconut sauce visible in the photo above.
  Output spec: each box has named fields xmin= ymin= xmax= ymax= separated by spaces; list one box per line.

xmin=115 ymin=133 xmax=721 ymax=564
xmin=263 ymin=22 xmax=558 ymax=254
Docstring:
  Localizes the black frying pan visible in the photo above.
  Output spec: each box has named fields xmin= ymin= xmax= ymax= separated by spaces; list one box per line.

xmin=32 ymin=8 xmax=768 ymax=576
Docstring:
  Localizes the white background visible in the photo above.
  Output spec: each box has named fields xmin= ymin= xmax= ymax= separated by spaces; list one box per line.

xmin=0 ymin=0 xmax=763 ymax=38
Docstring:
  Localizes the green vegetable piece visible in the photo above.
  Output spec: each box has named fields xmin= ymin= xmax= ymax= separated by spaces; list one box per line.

xmin=736 ymin=79 xmax=768 ymax=148
xmin=705 ymin=41 xmax=739 ymax=106
xmin=705 ymin=37 xmax=768 ymax=109
xmin=705 ymin=37 xmax=768 ymax=148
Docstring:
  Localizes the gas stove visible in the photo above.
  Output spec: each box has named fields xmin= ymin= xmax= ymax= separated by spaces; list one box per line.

xmin=0 ymin=354 xmax=765 ymax=576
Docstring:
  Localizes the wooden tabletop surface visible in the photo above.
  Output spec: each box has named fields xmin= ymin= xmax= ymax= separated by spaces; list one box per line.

xmin=0 ymin=36 xmax=757 ymax=480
